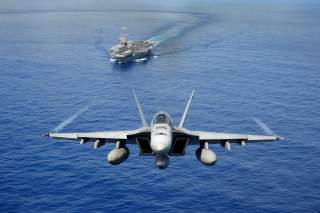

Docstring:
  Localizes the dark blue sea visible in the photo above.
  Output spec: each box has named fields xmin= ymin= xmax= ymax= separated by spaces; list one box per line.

xmin=1 ymin=0 xmax=320 ymax=212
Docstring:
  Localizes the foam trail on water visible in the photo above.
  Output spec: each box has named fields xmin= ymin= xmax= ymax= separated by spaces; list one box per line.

xmin=148 ymin=15 xmax=203 ymax=46
xmin=253 ymin=117 xmax=275 ymax=135
xmin=53 ymin=103 xmax=92 ymax=132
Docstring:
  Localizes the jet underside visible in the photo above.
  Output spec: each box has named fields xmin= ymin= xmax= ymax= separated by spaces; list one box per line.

xmin=46 ymin=90 xmax=283 ymax=169
xmin=132 ymin=131 xmax=191 ymax=156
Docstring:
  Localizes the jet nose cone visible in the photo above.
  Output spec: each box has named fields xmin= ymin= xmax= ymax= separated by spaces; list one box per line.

xmin=151 ymin=135 xmax=171 ymax=154
xmin=152 ymin=143 xmax=167 ymax=153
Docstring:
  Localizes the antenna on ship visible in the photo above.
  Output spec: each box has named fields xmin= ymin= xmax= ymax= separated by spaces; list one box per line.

xmin=120 ymin=27 xmax=127 ymax=47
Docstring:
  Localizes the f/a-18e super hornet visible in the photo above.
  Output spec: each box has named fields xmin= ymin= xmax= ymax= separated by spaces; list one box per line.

xmin=45 ymin=90 xmax=283 ymax=169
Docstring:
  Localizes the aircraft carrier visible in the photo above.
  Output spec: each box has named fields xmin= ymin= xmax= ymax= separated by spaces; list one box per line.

xmin=110 ymin=27 xmax=156 ymax=63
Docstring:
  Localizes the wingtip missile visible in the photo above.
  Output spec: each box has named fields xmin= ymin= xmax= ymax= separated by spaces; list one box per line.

xmin=253 ymin=117 xmax=284 ymax=141
xmin=277 ymin=136 xmax=284 ymax=141
xmin=42 ymin=132 xmax=50 ymax=137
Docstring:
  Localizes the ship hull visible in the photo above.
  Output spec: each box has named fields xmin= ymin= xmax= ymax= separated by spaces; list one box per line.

xmin=112 ymin=50 xmax=152 ymax=63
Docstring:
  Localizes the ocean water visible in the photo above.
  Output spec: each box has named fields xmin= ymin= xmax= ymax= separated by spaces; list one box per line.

xmin=1 ymin=0 xmax=320 ymax=212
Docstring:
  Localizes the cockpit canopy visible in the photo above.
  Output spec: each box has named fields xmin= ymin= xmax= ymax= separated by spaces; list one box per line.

xmin=152 ymin=112 xmax=172 ymax=125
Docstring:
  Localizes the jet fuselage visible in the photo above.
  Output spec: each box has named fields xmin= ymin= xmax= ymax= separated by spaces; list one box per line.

xmin=150 ymin=111 xmax=173 ymax=155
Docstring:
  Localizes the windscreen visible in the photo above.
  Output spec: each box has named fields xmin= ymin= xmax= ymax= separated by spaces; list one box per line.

xmin=153 ymin=114 xmax=170 ymax=124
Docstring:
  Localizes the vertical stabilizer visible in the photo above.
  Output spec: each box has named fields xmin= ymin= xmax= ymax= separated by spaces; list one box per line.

xmin=133 ymin=90 xmax=148 ymax=127
xmin=179 ymin=90 xmax=195 ymax=128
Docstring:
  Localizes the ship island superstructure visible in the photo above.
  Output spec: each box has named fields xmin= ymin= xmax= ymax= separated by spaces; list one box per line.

xmin=110 ymin=27 xmax=156 ymax=63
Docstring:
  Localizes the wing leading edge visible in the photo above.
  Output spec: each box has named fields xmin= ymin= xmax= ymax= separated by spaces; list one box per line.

xmin=174 ymin=128 xmax=283 ymax=144
xmin=47 ymin=127 xmax=151 ymax=144
xmin=195 ymin=131 xmax=282 ymax=142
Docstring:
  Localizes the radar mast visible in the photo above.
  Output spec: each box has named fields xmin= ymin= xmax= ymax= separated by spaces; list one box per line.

xmin=120 ymin=27 xmax=127 ymax=47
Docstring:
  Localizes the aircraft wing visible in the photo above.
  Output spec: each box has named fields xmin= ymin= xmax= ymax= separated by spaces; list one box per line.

xmin=175 ymin=128 xmax=282 ymax=144
xmin=195 ymin=131 xmax=281 ymax=143
xmin=47 ymin=127 xmax=151 ymax=144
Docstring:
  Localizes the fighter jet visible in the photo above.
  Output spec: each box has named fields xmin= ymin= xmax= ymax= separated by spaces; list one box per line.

xmin=45 ymin=90 xmax=283 ymax=169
